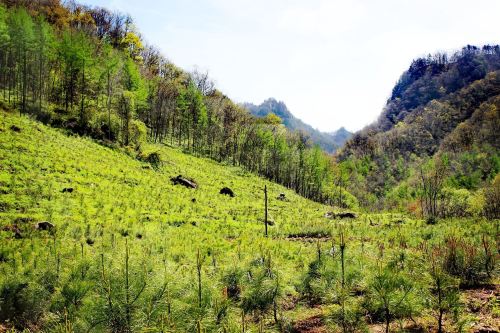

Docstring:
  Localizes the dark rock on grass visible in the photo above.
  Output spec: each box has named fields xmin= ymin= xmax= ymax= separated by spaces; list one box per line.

xmin=191 ymin=198 xmax=196 ymax=203
xmin=170 ymin=175 xmax=197 ymax=189
xmin=86 ymin=238 xmax=94 ymax=246
xmin=219 ymin=187 xmax=234 ymax=197
xmin=2 ymin=224 xmax=22 ymax=239
xmin=36 ymin=221 xmax=54 ymax=231
xmin=324 ymin=211 xmax=357 ymax=219
xmin=9 ymin=125 xmax=21 ymax=132
xmin=277 ymin=193 xmax=288 ymax=201
xmin=136 ymin=233 xmax=143 ymax=239
xmin=61 ymin=187 xmax=74 ymax=193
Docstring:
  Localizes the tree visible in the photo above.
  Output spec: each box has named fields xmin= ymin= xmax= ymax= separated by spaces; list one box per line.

xmin=8 ymin=7 xmax=34 ymax=112
xmin=367 ymin=264 xmax=414 ymax=333
xmin=427 ymin=246 xmax=461 ymax=333
xmin=419 ymin=156 xmax=448 ymax=222
xmin=33 ymin=16 xmax=55 ymax=113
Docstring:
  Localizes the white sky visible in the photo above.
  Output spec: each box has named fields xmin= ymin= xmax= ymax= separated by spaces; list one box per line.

xmin=81 ymin=0 xmax=500 ymax=132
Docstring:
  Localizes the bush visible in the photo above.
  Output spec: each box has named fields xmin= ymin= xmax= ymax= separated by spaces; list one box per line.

xmin=0 ymin=277 xmax=49 ymax=329
xmin=129 ymin=119 xmax=147 ymax=149
xmin=138 ymin=149 xmax=162 ymax=169
xmin=442 ymin=236 xmax=492 ymax=287
xmin=440 ymin=187 xmax=471 ymax=217
xmin=91 ymin=112 xmax=121 ymax=141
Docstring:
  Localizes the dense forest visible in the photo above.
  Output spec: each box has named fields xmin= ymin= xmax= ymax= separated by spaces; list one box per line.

xmin=243 ymin=98 xmax=352 ymax=153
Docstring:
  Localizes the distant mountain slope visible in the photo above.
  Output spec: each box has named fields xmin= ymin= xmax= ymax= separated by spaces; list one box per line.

xmin=243 ymin=98 xmax=352 ymax=153
xmin=338 ymin=45 xmax=500 ymax=205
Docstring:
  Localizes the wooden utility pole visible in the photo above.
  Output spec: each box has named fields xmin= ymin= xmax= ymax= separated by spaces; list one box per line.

xmin=264 ymin=185 xmax=268 ymax=237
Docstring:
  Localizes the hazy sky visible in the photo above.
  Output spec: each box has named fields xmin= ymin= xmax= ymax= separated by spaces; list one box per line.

xmin=80 ymin=0 xmax=500 ymax=132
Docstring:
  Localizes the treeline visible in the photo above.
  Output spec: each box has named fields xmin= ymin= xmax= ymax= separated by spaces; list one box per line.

xmin=0 ymin=0 xmax=351 ymax=206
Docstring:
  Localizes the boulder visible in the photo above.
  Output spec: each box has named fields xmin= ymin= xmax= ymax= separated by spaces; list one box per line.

xmin=277 ymin=193 xmax=287 ymax=201
xmin=36 ymin=221 xmax=54 ymax=231
xmin=10 ymin=125 xmax=21 ymax=132
xmin=61 ymin=187 xmax=74 ymax=193
xmin=170 ymin=175 xmax=197 ymax=189
xmin=324 ymin=211 xmax=357 ymax=219
xmin=220 ymin=187 xmax=234 ymax=197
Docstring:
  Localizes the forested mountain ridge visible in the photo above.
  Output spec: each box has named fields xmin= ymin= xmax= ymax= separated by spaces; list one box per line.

xmin=339 ymin=46 xmax=500 ymax=209
xmin=243 ymin=98 xmax=352 ymax=153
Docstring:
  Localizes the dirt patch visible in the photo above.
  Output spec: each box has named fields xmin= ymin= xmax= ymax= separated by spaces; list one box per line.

xmin=293 ymin=315 xmax=327 ymax=333
xmin=286 ymin=236 xmax=331 ymax=243
xmin=464 ymin=284 xmax=499 ymax=333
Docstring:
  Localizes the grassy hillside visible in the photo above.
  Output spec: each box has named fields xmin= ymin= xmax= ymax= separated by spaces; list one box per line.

xmin=0 ymin=109 xmax=498 ymax=332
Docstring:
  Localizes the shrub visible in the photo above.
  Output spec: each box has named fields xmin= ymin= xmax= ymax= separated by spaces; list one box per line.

xmin=91 ymin=112 xmax=121 ymax=141
xmin=129 ymin=119 xmax=147 ymax=149
xmin=138 ymin=150 xmax=162 ymax=169
xmin=0 ymin=277 xmax=49 ymax=329
xmin=442 ymin=236 xmax=492 ymax=287
xmin=364 ymin=265 xmax=416 ymax=333
xmin=440 ymin=187 xmax=471 ymax=217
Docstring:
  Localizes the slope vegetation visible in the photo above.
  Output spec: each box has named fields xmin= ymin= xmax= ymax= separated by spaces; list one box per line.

xmin=0 ymin=110 xmax=497 ymax=333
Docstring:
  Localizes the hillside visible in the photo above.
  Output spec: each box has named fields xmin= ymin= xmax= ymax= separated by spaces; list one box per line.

xmin=243 ymin=98 xmax=352 ymax=153
xmin=1 ymin=109 xmax=498 ymax=333
xmin=0 ymin=1 xmax=498 ymax=332
xmin=0 ymin=0 xmax=342 ymax=205
xmin=339 ymin=46 xmax=500 ymax=209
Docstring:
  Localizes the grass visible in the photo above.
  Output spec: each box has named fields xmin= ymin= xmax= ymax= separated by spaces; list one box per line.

xmin=0 ymin=109 xmax=498 ymax=332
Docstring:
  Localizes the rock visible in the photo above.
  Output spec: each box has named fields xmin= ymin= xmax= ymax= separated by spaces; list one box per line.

xmin=325 ymin=211 xmax=357 ymax=219
xmin=61 ymin=187 xmax=74 ymax=193
xmin=86 ymin=238 xmax=94 ymax=246
xmin=170 ymin=175 xmax=197 ymax=189
xmin=9 ymin=125 xmax=21 ymax=132
xmin=191 ymin=198 xmax=196 ymax=203
xmin=36 ymin=221 xmax=54 ymax=231
xmin=220 ymin=187 xmax=234 ymax=197
xmin=277 ymin=193 xmax=287 ymax=201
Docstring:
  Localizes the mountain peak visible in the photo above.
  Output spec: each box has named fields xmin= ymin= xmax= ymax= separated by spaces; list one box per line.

xmin=243 ymin=99 xmax=352 ymax=153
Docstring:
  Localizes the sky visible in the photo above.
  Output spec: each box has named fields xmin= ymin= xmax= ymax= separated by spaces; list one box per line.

xmin=80 ymin=0 xmax=500 ymax=132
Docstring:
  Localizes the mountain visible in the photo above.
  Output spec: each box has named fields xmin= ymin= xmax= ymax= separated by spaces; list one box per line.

xmin=243 ymin=98 xmax=352 ymax=153
xmin=329 ymin=127 xmax=352 ymax=147
xmin=339 ymin=45 xmax=500 ymax=208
